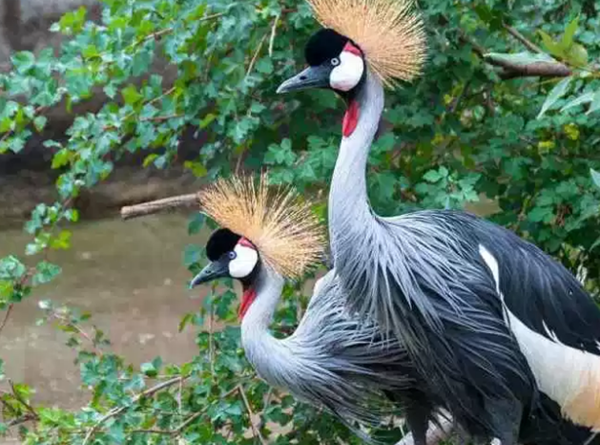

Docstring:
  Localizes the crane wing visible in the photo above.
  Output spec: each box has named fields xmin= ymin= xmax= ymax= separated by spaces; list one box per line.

xmin=469 ymin=215 xmax=600 ymax=354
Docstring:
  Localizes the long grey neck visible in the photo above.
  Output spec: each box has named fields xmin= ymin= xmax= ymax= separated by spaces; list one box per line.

xmin=241 ymin=265 xmax=283 ymax=342
xmin=240 ymin=265 xmax=293 ymax=389
xmin=329 ymin=69 xmax=384 ymax=258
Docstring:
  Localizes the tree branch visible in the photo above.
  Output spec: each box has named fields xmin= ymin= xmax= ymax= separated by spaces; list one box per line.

xmin=82 ymin=376 xmax=188 ymax=445
xmin=0 ymin=304 xmax=14 ymax=338
xmin=502 ymin=24 xmax=544 ymax=54
xmin=485 ymin=55 xmax=572 ymax=79
xmin=120 ymin=193 xmax=200 ymax=220
xmin=8 ymin=379 xmax=39 ymax=422
xmin=237 ymin=384 xmax=268 ymax=445
xmin=458 ymin=30 xmax=572 ymax=80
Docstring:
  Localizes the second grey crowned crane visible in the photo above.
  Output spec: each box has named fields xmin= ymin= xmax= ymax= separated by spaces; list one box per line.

xmin=188 ymin=175 xmax=444 ymax=444
xmin=276 ymin=0 xmax=600 ymax=444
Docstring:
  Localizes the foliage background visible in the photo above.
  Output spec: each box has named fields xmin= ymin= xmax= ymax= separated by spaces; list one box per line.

xmin=0 ymin=0 xmax=599 ymax=443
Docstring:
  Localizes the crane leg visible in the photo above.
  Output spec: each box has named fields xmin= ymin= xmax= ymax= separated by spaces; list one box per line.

xmin=404 ymin=403 xmax=430 ymax=445
xmin=483 ymin=398 xmax=522 ymax=445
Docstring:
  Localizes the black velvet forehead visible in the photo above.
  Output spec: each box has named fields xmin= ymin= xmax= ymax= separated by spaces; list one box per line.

xmin=305 ymin=28 xmax=349 ymax=66
xmin=206 ymin=228 xmax=241 ymax=261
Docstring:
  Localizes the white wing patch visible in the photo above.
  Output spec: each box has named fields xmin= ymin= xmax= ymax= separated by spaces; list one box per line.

xmin=330 ymin=51 xmax=364 ymax=92
xmin=229 ymin=244 xmax=258 ymax=278
xmin=479 ymin=244 xmax=600 ymax=431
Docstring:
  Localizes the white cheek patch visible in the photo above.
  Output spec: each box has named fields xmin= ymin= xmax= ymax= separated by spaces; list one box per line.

xmin=330 ymin=51 xmax=364 ymax=92
xmin=229 ymin=244 xmax=258 ymax=278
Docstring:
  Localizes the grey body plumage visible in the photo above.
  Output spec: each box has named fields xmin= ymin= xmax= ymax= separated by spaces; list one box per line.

xmin=323 ymin=69 xmax=600 ymax=444
xmin=241 ymin=264 xmax=440 ymax=440
xmin=189 ymin=182 xmax=443 ymax=445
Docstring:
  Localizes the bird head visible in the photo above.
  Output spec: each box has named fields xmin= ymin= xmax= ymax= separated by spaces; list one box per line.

xmin=189 ymin=228 xmax=261 ymax=318
xmin=276 ymin=0 xmax=427 ymax=96
xmin=188 ymin=174 xmax=325 ymax=319
xmin=276 ymin=28 xmax=366 ymax=96
xmin=190 ymin=228 xmax=260 ymax=288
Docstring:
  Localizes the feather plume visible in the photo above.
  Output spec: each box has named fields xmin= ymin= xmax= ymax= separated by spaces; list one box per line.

xmin=307 ymin=0 xmax=427 ymax=87
xmin=197 ymin=174 xmax=325 ymax=279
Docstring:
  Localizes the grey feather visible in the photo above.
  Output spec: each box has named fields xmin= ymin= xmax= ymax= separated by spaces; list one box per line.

xmin=327 ymin=70 xmax=540 ymax=443
xmin=241 ymin=265 xmax=440 ymax=438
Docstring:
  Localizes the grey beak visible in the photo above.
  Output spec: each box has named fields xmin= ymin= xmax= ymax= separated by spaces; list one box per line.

xmin=189 ymin=260 xmax=229 ymax=289
xmin=276 ymin=65 xmax=332 ymax=94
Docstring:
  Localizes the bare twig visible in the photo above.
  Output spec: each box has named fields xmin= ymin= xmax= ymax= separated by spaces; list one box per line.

xmin=269 ymin=13 xmax=281 ymax=57
xmin=208 ymin=303 xmax=215 ymax=379
xmin=120 ymin=193 xmax=200 ymax=220
xmin=257 ymin=387 xmax=274 ymax=431
xmin=48 ymin=311 xmax=102 ymax=356
xmin=82 ymin=376 xmax=188 ymax=445
xmin=131 ymin=410 xmax=205 ymax=436
xmin=0 ymin=304 xmax=14 ymax=337
xmin=449 ymin=79 xmax=472 ymax=113
xmin=8 ymin=379 xmax=38 ymax=421
xmin=178 ymin=376 xmax=183 ymax=416
xmin=235 ymin=148 xmax=246 ymax=175
xmin=237 ymin=384 xmax=268 ymax=445
xmin=139 ymin=114 xmax=182 ymax=123
xmin=503 ymin=23 xmax=543 ymax=54
xmin=246 ymin=35 xmax=268 ymax=78
xmin=7 ymin=413 xmax=37 ymax=427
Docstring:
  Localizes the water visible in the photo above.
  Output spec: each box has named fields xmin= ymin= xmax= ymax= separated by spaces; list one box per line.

xmin=0 ymin=213 xmax=207 ymax=409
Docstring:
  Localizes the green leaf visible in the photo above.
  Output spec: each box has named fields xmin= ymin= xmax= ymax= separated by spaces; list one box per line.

xmin=188 ymin=213 xmax=206 ymax=235
xmin=183 ymin=160 xmax=208 ymax=177
xmin=528 ymin=206 xmax=553 ymax=223
xmin=178 ymin=313 xmax=193 ymax=332
xmin=199 ymin=113 xmax=216 ymax=129
xmin=51 ymin=149 xmax=71 ymax=169
xmin=423 ymin=170 xmax=441 ymax=182
xmin=121 ymin=85 xmax=143 ymax=105
xmin=538 ymin=30 xmax=565 ymax=58
xmin=11 ymin=51 xmax=35 ymax=73
xmin=565 ymin=43 xmax=588 ymax=67
xmin=82 ymin=44 xmax=100 ymax=59
xmin=33 ymin=116 xmax=48 ymax=132
xmin=32 ymin=261 xmax=62 ymax=286
xmin=57 ymin=6 xmax=87 ymax=34
xmin=587 ymin=91 xmax=600 ymax=115
xmin=141 ymin=361 xmax=157 ymax=377
xmin=142 ymin=154 xmax=159 ymax=168
xmin=50 ymin=230 xmax=72 ymax=250
xmin=590 ymin=168 xmax=600 ymax=189
xmin=537 ymin=77 xmax=573 ymax=119
xmin=561 ymin=16 xmax=579 ymax=49
xmin=0 ymin=256 xmax=26 ymax=280
xmin=256 ymin=58 xmax=274 ymax=74
xmin=560 ymin=92 xmax=594 ymax=112
xmin=183 ymin=245 xmax=202 ymax=268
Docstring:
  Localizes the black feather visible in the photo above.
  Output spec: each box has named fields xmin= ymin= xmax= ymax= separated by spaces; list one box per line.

xmin=206 ymin=228 xmax=240 ymax=261
xmin=305 ymin=28 xmax=348 ymax=66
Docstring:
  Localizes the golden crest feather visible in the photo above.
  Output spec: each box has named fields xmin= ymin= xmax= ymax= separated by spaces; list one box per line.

xmin=197 ymin=174 xmax=325 ymax=279
xmin=307 ymin=0 xmax=427 ymax=87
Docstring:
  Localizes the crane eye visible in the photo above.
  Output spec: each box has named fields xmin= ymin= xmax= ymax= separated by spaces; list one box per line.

xmin=331 ymin=57 xmax=340 ymax=66
xmin=228 ymin=251 xmax=237 ymax=260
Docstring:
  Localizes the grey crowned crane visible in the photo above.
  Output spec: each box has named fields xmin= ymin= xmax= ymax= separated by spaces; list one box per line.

xmin=275 ymin=0 xmax=600 ymax=444
xmin=188 ymin=176 xmax=445 ymax=444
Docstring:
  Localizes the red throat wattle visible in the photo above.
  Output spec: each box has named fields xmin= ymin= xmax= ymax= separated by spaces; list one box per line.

xmin=342 ymin=100 xmax=359 ymax=137
xmin=239 ymin=288 xmax=257 ymax=319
